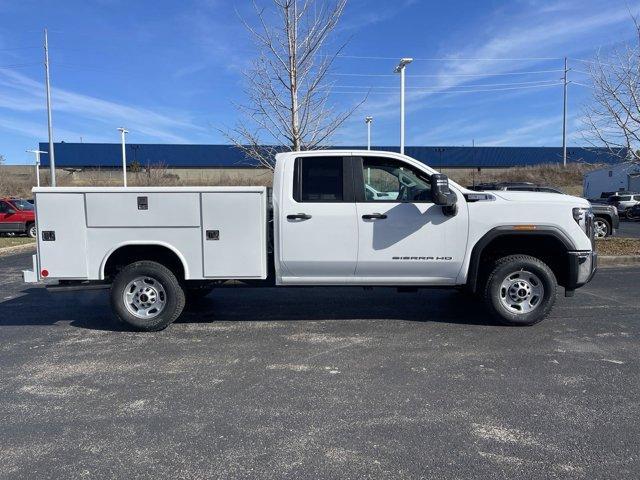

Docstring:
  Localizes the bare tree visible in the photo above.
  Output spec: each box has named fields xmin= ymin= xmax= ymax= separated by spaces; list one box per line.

xmin=0 ymin=154 xmax=5 ymax=166
xmin=227 ymin=0 xmax=364 ymax=169
xmin=584 ymin=15 xmax=640 ymax=162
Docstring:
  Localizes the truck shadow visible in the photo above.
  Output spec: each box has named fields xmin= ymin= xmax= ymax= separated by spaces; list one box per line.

xmin=371 ymin=203 xmax=447 ymax=250
xmin=0 ymin=286 xmax=498 ymax=331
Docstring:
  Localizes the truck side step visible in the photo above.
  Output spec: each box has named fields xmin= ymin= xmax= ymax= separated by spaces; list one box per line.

xmin=46 ymin=281 xmax=110 ymax=293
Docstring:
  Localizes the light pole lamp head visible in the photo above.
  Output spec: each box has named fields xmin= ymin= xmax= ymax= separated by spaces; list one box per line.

xmin=26 ymin=149 xmax=47 ymax=164
xmin=365 ymin=116 xmax=373 ymax=124
xmin=117 ymin=127 xmax=129 ymax=134
xmin=394 ymin=57 xmax=413 ymax=73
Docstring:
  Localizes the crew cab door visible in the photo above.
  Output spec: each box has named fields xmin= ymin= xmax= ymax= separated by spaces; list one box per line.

xmin=278 ymin=155 xmax=358 ymax=282
xmin=353 ymin=156 xmax=468 ymax=284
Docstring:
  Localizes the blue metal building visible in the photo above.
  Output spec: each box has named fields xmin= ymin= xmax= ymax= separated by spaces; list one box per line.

xmin=38 ymin=142 xmax=627 ymax=169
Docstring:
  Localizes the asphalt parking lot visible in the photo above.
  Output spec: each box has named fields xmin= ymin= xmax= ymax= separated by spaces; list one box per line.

xmin=618 ymin=219 xmax=640 ymax=238
xmin=0 ymin=251 xmax=638 ymax=479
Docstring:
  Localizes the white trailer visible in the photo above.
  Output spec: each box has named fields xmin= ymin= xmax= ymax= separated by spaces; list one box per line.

xmin=583 ymin=162 xmax=640 ymax=198
xmin=25 ymin=150 xmax=597 ymax=330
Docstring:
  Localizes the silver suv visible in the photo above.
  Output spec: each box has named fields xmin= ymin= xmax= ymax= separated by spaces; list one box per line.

xmin=607 ymin=194 xmax=640 ymax=216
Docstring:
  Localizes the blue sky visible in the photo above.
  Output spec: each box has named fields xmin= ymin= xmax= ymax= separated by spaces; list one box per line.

xmin=0 ymin=0 xmax=638 ymax=164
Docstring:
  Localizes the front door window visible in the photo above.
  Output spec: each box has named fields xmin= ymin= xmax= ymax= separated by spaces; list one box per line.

xmin=361 ymin=157 xmax=431 ymax=202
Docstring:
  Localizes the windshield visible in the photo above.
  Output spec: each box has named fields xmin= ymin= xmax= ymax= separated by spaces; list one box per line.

xmin=9 ymin=199 xmax=34 ymax=211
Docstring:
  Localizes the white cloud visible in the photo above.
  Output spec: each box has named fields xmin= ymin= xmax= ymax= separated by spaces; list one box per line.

xmin=0 ymin=69 xmax=209 ymax=143
xmin=336 ymin=0 xmax=638 ymax=145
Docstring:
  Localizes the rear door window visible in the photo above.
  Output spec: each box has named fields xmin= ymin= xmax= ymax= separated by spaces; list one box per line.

xmin=293 ymin=156 xmax=347 ymax=202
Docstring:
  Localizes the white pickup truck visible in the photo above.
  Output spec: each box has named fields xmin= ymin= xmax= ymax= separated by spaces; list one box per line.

xmin=24 ymin=150 xmax=597 ymax=330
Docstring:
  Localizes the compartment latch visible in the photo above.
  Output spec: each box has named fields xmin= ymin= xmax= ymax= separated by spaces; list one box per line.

xmin=137 ymin=196 xmax=148 ymax=210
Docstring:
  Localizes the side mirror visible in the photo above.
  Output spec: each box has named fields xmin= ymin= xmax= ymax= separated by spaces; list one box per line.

xmin=430 ymin=174 xmax=458 ymax=216
xmin=5 ymin=208 xmax=16 ymax=215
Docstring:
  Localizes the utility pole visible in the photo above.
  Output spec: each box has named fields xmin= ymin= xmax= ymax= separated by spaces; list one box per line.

xmin=44 ymin=28 xmax=56 ymax=186
xmin=365 ymin=116 xmax=373 ymax=150
xmin=394 ymin=58 xmax=413 ymax=155
xmin=26 ymin=149 xmax=46 ymax=187
xmin=562 ymin=56 xmax=568 ymax=168
xmin=117 ymin=127 xmax=129 ymax=187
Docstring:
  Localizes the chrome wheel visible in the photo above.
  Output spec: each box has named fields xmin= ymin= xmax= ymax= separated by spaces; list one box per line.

xmin=593 ymin=219 xmax=608 ymax=238
xmin=499 ymin=270 xmax=544 ymax=314
xmin=123 ymin=276 xmax=167 ymax=319
xmin=28 ymin=225 xmax=37 ymax=238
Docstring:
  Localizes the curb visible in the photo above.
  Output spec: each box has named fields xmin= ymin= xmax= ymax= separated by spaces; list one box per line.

xmin=598 ymin=255 xmax=640 ymax=268
xmin=0 ymin=242 xmax=36 ymax=257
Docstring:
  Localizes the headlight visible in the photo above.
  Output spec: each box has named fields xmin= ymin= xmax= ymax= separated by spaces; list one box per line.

xmin=573 ymin=207 xmax=594 ymax=241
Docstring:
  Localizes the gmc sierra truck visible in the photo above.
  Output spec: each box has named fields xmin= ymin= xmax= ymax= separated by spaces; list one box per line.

xmin=24 ymin=150 xmax=597 ymax=330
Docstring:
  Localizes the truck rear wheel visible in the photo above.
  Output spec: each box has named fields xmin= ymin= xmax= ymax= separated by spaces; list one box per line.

xmin=27 ymin=223 xmax=37 ymax=238
xmin=110 ymin=261 xmax=185 ymax=331
xmin=483 ymin=255 xmax=557 ymax=326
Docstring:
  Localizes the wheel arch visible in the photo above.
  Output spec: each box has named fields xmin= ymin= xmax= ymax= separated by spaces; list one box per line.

xmin=467 ymin=226 xmax=575 ymax=293
xmin=101 ymin=241 xmax=190 ymax=281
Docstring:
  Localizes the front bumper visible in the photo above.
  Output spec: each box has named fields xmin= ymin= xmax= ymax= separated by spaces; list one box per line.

xmin=566 ymin=251 xmax=597 ymax=291
xmin=612 ymin=213 xmax=620 ymax=230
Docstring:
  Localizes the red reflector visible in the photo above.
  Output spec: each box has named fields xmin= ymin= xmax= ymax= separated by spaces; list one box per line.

xmin=41 ymin=269 xmax=49 ymax=277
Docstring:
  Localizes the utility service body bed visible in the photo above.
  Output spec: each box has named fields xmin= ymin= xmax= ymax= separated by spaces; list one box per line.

xmin=27 ymin=186 xmax=268 ymax=283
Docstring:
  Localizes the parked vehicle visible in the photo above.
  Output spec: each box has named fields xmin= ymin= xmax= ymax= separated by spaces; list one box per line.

xmin=607 ymin=193 xmax=640 ymax=217
xmin=24 ymin=150 xmax=597 ymax=330
xmin=0 ymin=197 xmax=36 ymax=238
xmin=626 ymin=203 xmax=640 ymax=221
xmin=588 ymin=204 xmax=619 ymax=238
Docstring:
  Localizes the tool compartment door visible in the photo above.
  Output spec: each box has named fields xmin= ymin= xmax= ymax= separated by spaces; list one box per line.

xmin=202 ymin=192 xmax=266 ymax=278
xmin=85 ymin=192 xmax=200 ymax=227
xmin=36 ymin=193 xmax=88 ymax=279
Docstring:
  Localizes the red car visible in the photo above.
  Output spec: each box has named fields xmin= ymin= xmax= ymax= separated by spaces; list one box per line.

xmin=0 ymin=198 xmax=36 ymax=238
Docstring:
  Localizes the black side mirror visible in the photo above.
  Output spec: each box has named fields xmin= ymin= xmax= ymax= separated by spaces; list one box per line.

xmin=430 ymin=174 xmax=458 ymax=216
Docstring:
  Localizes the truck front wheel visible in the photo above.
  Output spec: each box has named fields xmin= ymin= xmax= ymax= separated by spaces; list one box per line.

xmin=483 ymin=255 xmax=557 ymax=326
xmin=110 ymin=261 xmax=185 ymax=331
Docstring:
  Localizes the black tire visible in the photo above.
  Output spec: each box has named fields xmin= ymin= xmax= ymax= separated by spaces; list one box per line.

xmin=593 ymin=217 xmax=611 ymax=238
xmin=26 ymin=223 xmax=37 ymax=239
xmin=110 ymin=261 xmax=185 ymax=331
xmin=483 ymin=255 xmax=557 ymax=326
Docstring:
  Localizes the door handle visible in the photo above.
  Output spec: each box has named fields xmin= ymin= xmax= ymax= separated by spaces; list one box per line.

xmin=287 ymin=213 xmax=312 ymax=220
xmin=362 ymin=213 xmax=387 ymax=220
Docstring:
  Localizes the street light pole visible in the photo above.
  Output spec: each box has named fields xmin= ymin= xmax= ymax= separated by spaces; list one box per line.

xmin=365 ymin=116 xmax=373 ymax=150
xmin=117 ymin=127 xmax=129 ymax=187
xmin=562 ymin=56 xmax=568 ymax=168
xmin=26 ymin=149 xmax=46 ymax=188
xmin=394 ymin=58 xmax=413 ymax=155
xmin=43 ymin=28 xmax=56 ymax=186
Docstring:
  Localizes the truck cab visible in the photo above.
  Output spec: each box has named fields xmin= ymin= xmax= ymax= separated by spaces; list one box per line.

xmin=24 ymin=150 xmax=597 ymax=331
xmin=272 ymin=151 xmax=468 ymax=285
